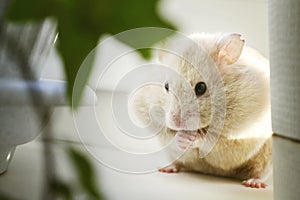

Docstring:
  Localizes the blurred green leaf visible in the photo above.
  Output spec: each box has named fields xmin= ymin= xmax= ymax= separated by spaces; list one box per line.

xmin=7 ymin=0 xmax=176 ymax=108
xmin=0 ymin=192 xmax=18 ymax=200
xmin=50 ymin=179 xmax=73 ymax=200
xmin=67 ymin=147 xmax=103 ymax=200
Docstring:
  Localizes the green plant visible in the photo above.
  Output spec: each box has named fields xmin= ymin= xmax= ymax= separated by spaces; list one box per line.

xmin=2 ymin=0 xmax=176 ymax=199
xmin=6 ymin=0 xmax=175 ymax=107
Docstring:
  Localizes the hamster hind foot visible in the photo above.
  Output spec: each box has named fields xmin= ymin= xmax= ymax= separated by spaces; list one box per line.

xmin=242 ymin=178 xmax=267 ymax=188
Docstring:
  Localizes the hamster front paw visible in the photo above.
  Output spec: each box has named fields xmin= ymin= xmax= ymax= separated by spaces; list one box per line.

xmin=242 ymin=178 xmax=267 ymax=188
xmin=175 ymin=131 xmax=198 ymax=151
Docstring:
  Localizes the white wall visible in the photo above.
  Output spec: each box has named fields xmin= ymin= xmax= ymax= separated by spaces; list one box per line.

xmin=160 ymin=0 xmax=268 ymax=56
xmin=42 ymin=0 xmax=269 ymax=92
xmin=41 ymin=0 xmax=269 ymax=145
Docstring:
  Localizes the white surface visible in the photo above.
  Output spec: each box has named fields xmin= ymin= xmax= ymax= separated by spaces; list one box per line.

xmin=0 ymin=140 xmax=273 ymax=200
xmin=0 ymin=90 xmax=274 ymax=199
xmin=1 ymin=0 xmax=272 ymax=199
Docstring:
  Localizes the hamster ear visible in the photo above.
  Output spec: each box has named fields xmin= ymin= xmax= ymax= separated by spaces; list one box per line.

xmin=216 ymin=33 xmax=245 ymax=65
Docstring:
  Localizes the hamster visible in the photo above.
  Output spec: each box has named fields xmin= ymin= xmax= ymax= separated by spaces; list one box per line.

xmin=131 ymin=33 xmax=272 ymax=188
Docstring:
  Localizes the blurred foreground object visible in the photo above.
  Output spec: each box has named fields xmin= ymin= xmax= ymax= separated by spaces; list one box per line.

xmin=269 ymin=0 xmax=300 ymax=199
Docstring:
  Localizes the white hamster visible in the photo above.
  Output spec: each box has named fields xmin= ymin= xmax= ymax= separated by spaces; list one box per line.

xmin=131 ymin=33 xmax=272 ymax=188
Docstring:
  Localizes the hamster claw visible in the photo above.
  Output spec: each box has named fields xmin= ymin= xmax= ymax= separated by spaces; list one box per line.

xmin=175 ymin=131 xmax=198 ymax=151
xmin=158 ymin=166 xmax=181 ymax=173
xmin=242 ymin=178 xmax=267 ymax=188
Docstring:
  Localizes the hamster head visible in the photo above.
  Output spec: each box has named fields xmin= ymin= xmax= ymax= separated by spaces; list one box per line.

xmin=158 ymin=33 xmax=245 ymax=134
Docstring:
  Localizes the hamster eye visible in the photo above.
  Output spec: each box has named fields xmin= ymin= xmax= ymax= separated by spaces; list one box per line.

xmin=164 ymin=82 xmax=169 ymax=92
xmin=195 ymin=82 xmax=206 ymax=96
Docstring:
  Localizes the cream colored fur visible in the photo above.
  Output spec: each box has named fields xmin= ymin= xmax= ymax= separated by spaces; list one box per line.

xmin=130 ymin=33 xmax=272 ymax=182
